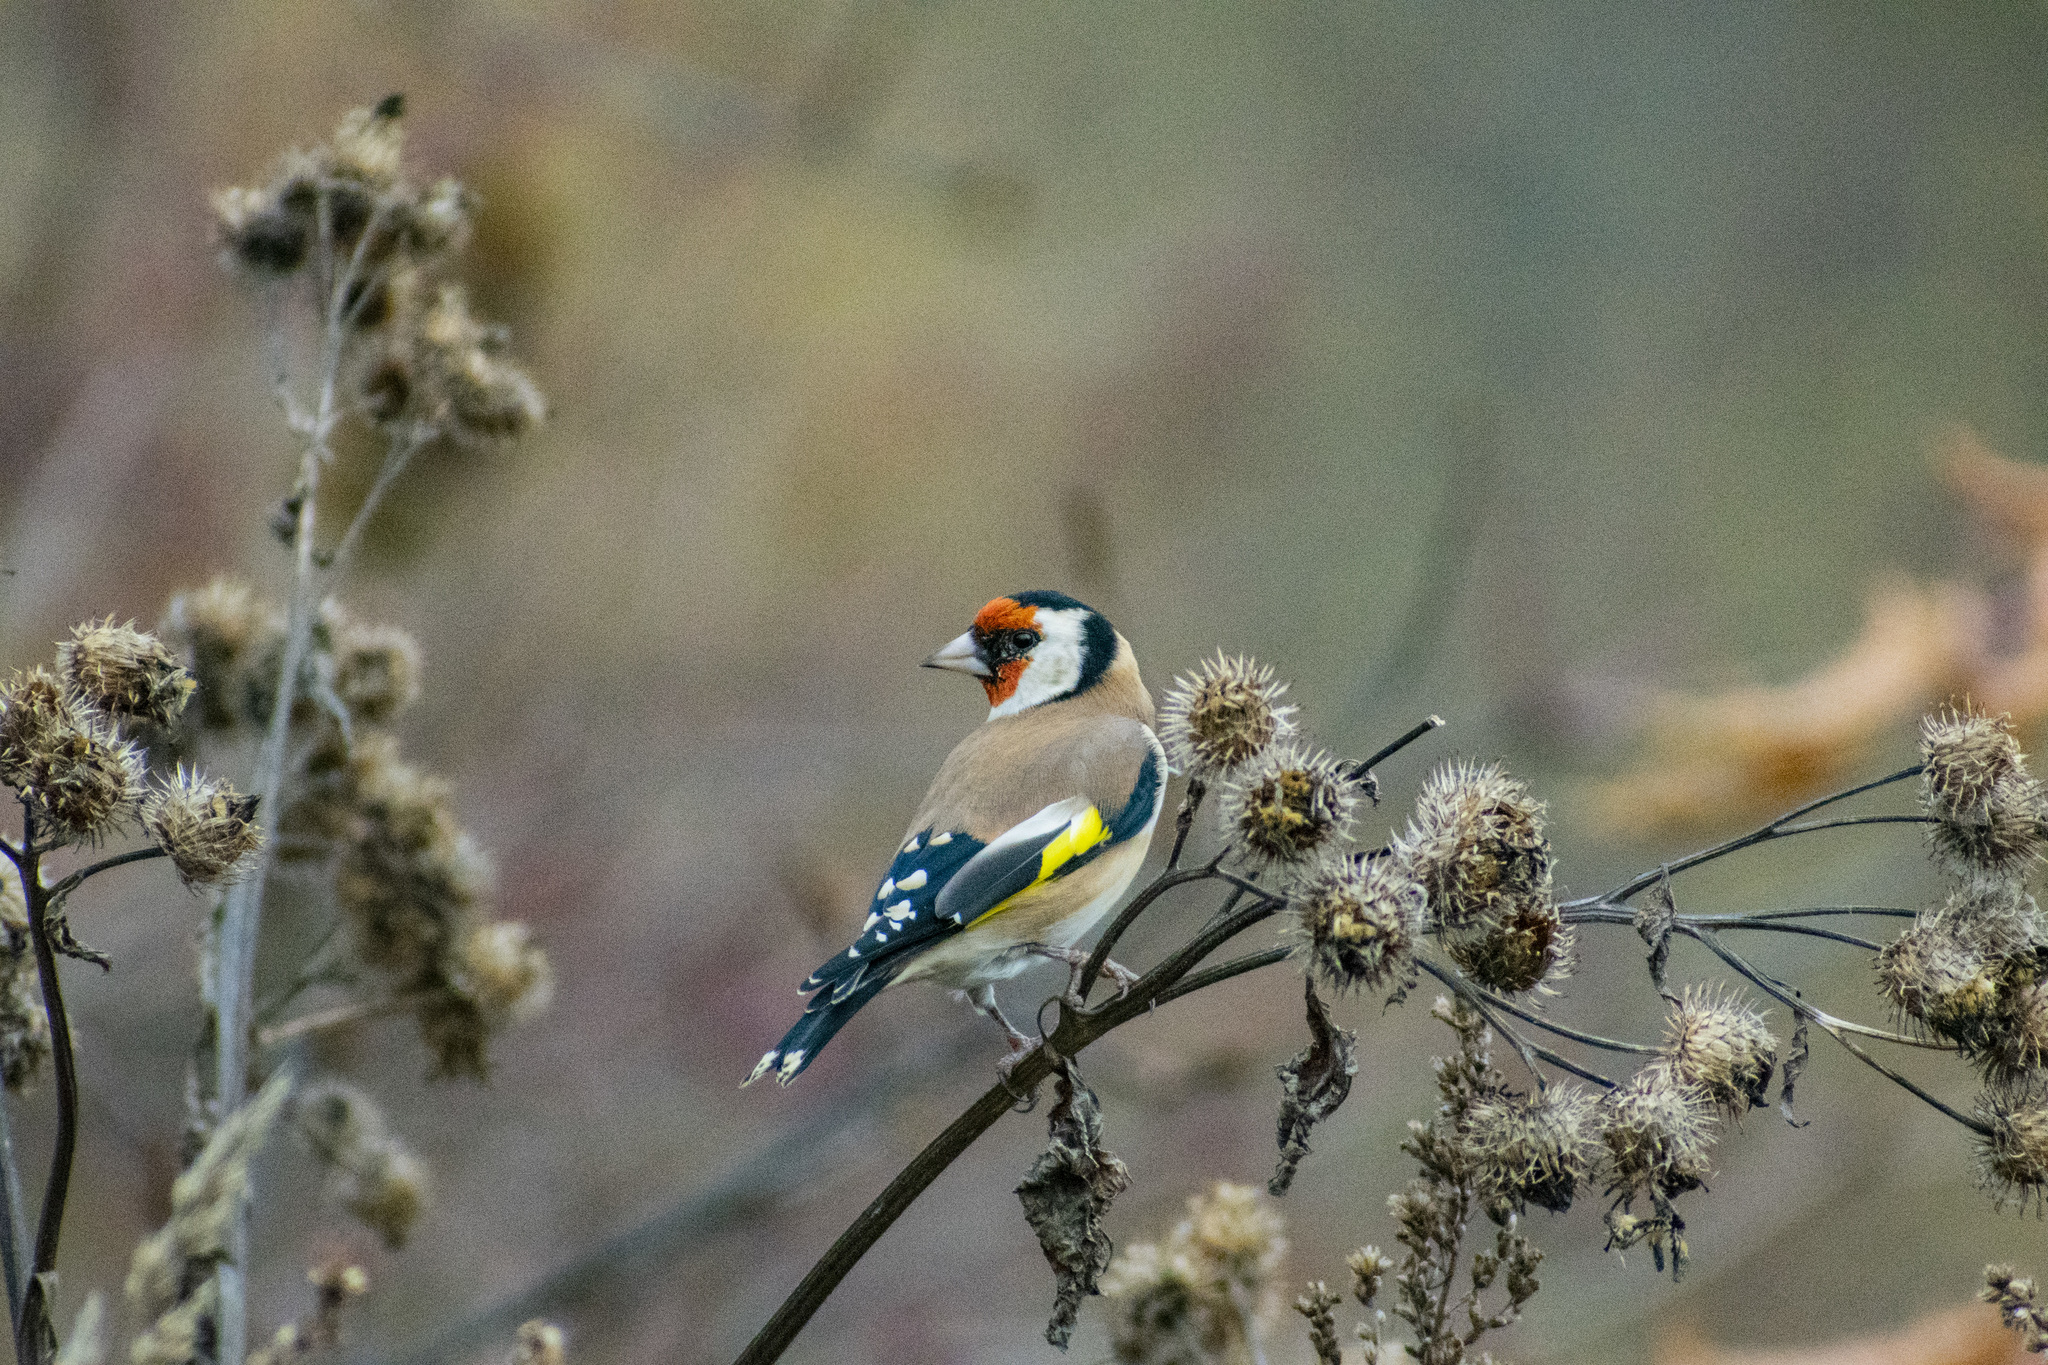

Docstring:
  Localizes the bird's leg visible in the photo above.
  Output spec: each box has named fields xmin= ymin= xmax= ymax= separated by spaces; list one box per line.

xmin=963 ymin=984 xmax=1037 ymax=1077
xmin=1027 ymin=944 xmax=1140 ymax=1005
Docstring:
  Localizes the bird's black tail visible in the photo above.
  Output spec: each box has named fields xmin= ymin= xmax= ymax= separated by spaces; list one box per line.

xmin=744 ymin=969 xmax=894 ymax=1086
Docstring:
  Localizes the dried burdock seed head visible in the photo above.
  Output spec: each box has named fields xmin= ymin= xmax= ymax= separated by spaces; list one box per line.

xmin=328 ymin=610 xmax=423 ymax=724
xmin=1292 ymin=856 xmax=1424 ymax=994
xmin=1100 ymin=1240 xmax=1207 ymax=1365
xmin=160 ymin=578 xmax=286 ymax=729
xmin=513 ymin=1321 xmax=567 ymax=1365
xmin=0 ymin=667 xmax=78 ymax=791
xmin=1445 ymin=900 xmax=1573 ymax=995
xmin=1981 ymin=980 xmax=2048 ymax=1091
xmin=1463 ymin=1085 xmax=1600 ymax=1213
xmin=59 ymin=619 xmax=193 ymax=726
xmin=1977 ymin=1089 xmax=2048 ymax=1213
xmin=1660 ymin=984 xmax=1778 ymax=1117
xmin=1876 ymin=886 xmax=2041 ymax=1049
xmin=1599 ymin=1064 xmax=1716 ymax=1197
xmin=1921 ymin=706 xmax=2048 ymax=879
xmin=1158 ymin=652 xmax=1298 ymax=781
xmin=143 ymin=766 xmax=263 ymax=886
xmin=1398 ymin=760 xmax=1553 ymax=936
xmin=1220 ymin=743 xmax=1363 ymax=871
xmin=294 ymin=1080 xmax=429 ymax=1249
xmin=16 ymin=708 xmax=145 ymax=846
xmin=1982 ymin=1264 xmax=2048 ymax=1353
xmin=457 ymin=921 xmax=556 ymax=1027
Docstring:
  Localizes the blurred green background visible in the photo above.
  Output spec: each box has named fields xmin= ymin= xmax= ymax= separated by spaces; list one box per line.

xmin=2 ymin=2 xmax=2046 ymax=1362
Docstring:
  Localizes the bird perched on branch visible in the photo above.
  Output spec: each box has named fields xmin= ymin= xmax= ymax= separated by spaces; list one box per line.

xmin=747 ymin=591 xmax=1166 ymax=1085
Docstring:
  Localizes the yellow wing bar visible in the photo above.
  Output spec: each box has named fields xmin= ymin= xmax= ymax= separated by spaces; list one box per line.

xmin=965 ymin=805 xmax=1110 ymax=928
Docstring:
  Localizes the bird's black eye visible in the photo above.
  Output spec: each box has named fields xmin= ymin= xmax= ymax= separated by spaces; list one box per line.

xmin=1012 ymin=630 xmax=1040 ymax=652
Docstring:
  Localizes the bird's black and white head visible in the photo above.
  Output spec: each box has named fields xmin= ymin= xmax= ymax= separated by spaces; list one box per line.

xmin=922 ymin=590 xmax=1123 ymax=718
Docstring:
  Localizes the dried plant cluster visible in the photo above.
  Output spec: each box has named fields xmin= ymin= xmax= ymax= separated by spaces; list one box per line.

xmin=742 ymin=657 xmax=2048 ymax=1365
xmin=0 ymin=100 xmax=554 ymax=1365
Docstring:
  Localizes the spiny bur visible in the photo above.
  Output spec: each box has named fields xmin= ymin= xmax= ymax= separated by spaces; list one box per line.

xmin=1463 ymin=1085 xmax=1600 ymax=1214
xmin=143 ymin=766 xmax=263 ymax=886
xmin=58 ymin=619 xmax=194 ymax=727
xmin=1158 ymin=652 xmax=1298 ymax=781
xmin=1292 ymin=856 xmax=1424 ymax=995
xmin=1660 ymin=985 xmax=1778 ymax=1118
xmin=1221 ymin=743 xmax=1364 ymax=872
xmin=1921 ymin=706 xmax=2048 ymax=881
xmin=1977 ymin=1088 xmax=2048 ymax=1214
xmin=1598 ymin=1064 xmax=1716 ymax=1198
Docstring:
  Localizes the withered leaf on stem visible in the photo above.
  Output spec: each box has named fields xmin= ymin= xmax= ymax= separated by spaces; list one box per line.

xmin=1015 ymin=1060 xmax=1131 ymax=1350
xmin=1636 ymin=876 xmax=1676 ymax=1003
xmin=1270 ymin=977 xmax=1358 ymax=1196
xmin=1779 ymin=1009 xmax=1811 ymax=1127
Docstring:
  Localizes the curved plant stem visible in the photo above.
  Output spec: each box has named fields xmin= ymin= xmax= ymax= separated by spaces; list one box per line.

xmin=1470 ymin=986 xmax=1657 ymax=1055
xmin=1582 ymin=765 xmax=1927 ymax=907
xmin=13 ymin=805 xmax=81 ymax=1365
xmin=43 ymin=845 xmax=169 ymax=912
xmin=1678 ymin=925 xmax=1987 ymax=1133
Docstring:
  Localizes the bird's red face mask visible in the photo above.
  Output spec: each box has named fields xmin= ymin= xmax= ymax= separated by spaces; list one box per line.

xmin=923 ymin=598 xmax=1044 ymax=710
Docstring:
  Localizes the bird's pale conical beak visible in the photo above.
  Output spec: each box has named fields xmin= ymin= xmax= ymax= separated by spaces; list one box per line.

xmin=922 ymin=630 xmax=992 ymax=678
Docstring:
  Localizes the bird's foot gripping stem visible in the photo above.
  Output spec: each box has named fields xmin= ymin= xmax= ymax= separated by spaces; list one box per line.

xmin=1027 ymin=943 xmax=1140 ymax=1008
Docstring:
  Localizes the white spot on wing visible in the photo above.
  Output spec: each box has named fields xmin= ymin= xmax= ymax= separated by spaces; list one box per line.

xmin=878 ymin=877 xmax=895 ymax=899
xmin=863 ymin=912 xmax=880 ymax=930
xmin=930 ymin=831 xmax=953 ymax=846
xmin=847 ymin=946 xmax=861 ymax=958
xmin=903 ymin=836 xmax=921 ymax=854
xmin=897 ymin=868 xmax=928 ymax=890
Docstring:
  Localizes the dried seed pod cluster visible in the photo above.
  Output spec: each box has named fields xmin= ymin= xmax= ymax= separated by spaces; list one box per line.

xmin=1395 ymin=761 xmax=1570 ymax=994
xmin=1463 ymin=1085 xmax=1600 ymax=1214
xmin=1659 ymin=985 xmax=1778 ymax=1117
xmin=1921 ymin=707 xmax=2048 ymax=881
xmin=1221 ymin=743 xmax=1366 ymax=871
xmin=1159 ymin=652 xmax=1298 ymax=782
xmin=1293 ymin=856 xmax=1425 ymax=995
xmin=1 ymin=625 xmax=257 ymax=872
xmin=1101 ymin=1183 xmax=1286 ymax=1365
xmin=211 ymin=98 xmax=544 ymax=448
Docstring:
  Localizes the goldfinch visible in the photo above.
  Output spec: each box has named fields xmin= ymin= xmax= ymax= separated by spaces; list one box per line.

xmin=747 ymin=591 xmax=1166 ymax=1085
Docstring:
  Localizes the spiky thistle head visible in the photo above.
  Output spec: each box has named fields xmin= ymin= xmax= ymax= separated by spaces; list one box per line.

xmin=1219 ymin=743 xmax=1364 ymax=871
xmin=1291 ymin=856 xmax=1424 ymax=995
xmin=1 ymin=670 xmax=144 ymax=844
xmin=1158 ymin=652 xmax=1298 ymax=781
xmin=1599 ymin=1064 xmax=1717 ymax=1197
xmin=1978 ymin=1088 xmax=2048 ymax=1213
xmin=1921 ymin=706 xmax=2048 ymax=881
xmin=1876 ymin=885 xmax=2041 ymax=1050
xmin=1397 ymin=760 xmax=1553 ymax=935
xmin=1660 ymin=985 xmax=1778 ymax=1117
xmin=142 ymin=767 xmax=263 ymax=887
xmin=59 ymin=619 xmax=194 ymax=727
xmin=1463 ymin=1084 xmax=1600 ymax=1213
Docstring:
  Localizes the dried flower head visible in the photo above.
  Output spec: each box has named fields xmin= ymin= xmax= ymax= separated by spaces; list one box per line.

xmin=330 ymin=615 xmax=423 ymax=724
xmin=1445 ymin=899 xmax=1572 ymax=995
xmin=1292 ymin=857 xmax=1424 ymax=994
xmin=456 ymin=921 xmax=556 ymax=1027
xmin=1983 ymin=1264 xmax=2048 ymax=1353
xmin=1397 ymin=761 xmax=1553 ymax=936
xmin=1978 ymin=1088 xmax=2048 ymax=1213
xmin=333 ymin=734 xmax=489 ymax=979
xmin=1599 ymin=1064 xmax=1716 ymax=1197
xmin=1463 ymin=1085 xmax=1600 ymax=1213
xmin=1982 ymin=980 xmax=2048 ymax=1091
xmin=1102 ymin=1183 xmax=1286 ymax=1365
xmin=294 ymin=1080 xmax=429 ymax=1249
xmin=143 ymin=767 xmax=263 ymax=886
xmin=0 ymin=671 xmax=145 ymax=844
xmin=160 ymin=579 xmax=286 ymax=729
xmin=1158 ymin=652 xmax=1298 ymax=780
xmin=0 ymin=667 xmax=78 ymax=790
xmin=1877 ymin=885 xmax=2041 ymax=1050
xmin=1346 ymin=1245 xmax=1393 ymax=1306
xmin=1220 ymin=743 xmax=1363 ymax=870
xmin=370 ymin=285 xmax=546 ymax=442
xmin=58 ymin=619 xmax=193 ymax=726
xmin=1921 ymin=706 xmax=2048 ymax=880
xmin=1178 ymin=1181 xmax=1287 ymax=1295
xmin=1660 ymin=985 xmax=1778 ymax=1117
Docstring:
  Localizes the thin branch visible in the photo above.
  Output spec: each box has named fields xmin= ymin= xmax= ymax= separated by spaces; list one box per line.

xmin=1563 ymin=906 xmax=1883 ymax=952
xmin=1348 ymin=714 xmax=1446 ymax=780
xmin=43 ymin=845 xmax=169 ymax=911
xmin=1153 ymin=946 xmax=1293 ymax=1007
xmin=1585 ymin=765 xmax=1927 ymax=906
xmin=1075 ymin=864 xmax=1218 ymax=1000
xmin=15 ymin=805 xmax=80 ymax=1365
xmin=1470 ymin=987 xmax=1657 ymax=1055
xmin=323 ymin=426 xmax=431 ymax=578
xmin=1416 ymin=958 xmax=1549 ymax=1091
xmin=256 ymin=997 xmax=400 ymax=1050
xmin=0 ymin=839 xmax=19 ymax=871
xmin=1677 ymin=926 xmax=1987 ymax=1134
xmin=1163 ymin=780 xmax=1206 ymax=872
xmin=0 ymin=1089 xmax=24 ymax=1331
